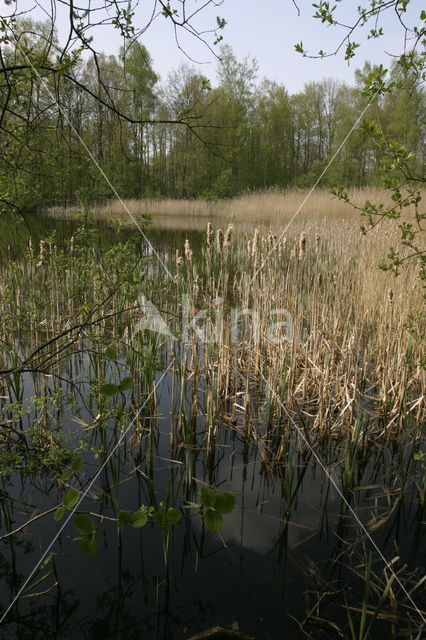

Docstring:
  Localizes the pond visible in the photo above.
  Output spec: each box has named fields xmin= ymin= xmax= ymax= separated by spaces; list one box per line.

xmin=0 ymin=213 xmax=424 ymax=640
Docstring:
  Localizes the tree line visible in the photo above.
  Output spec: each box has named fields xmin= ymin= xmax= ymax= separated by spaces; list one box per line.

xmin=0 ymin=21 xmax=424 ymax=212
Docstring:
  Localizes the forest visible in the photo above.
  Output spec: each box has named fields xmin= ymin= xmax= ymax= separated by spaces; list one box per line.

xmin=1 ymin=20 xmax=425 ymax=212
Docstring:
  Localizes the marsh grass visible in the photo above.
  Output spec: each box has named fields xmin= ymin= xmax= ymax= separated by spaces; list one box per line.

xmin=48 ymin=187 xmax=420 ymax=227
xmin=0 ymin=210 xmax=424 ymax=638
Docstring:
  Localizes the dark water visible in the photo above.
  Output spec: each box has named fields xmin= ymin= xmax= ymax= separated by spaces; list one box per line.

xmin=0 ymin=214 xmax=424 ymax=640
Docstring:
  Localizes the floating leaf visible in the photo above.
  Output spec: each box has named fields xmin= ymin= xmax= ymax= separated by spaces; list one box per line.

xmin=64 ymin=488 xmax=79 ymax=510
xmin=165 ymin=507 xmax=181 ymax=525
xmin=201 ymin=487 xmax=216 ymax=508
xmin=80 ymin=535 xmax=98 ymax=555
xmin=118 ymin=376 xmax=134 ymax=392
xmin=203 ymin=508 xmax=223 ymax=533
xmin=214 ymin=492 xmax=235 ymax=515
xmin=100 ymin=383 xmax=119 ymax=397
xmin=71 ymin=456 xmax=83 ymax=473
xmin=73 ymin=515 xmax=95 ymax=537
xmin=54 ymin=505 xmax=66 ymax=521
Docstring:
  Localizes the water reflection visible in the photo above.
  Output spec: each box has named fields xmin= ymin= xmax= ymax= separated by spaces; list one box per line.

xmin=0 ymin=215 xmax=424 ymax=640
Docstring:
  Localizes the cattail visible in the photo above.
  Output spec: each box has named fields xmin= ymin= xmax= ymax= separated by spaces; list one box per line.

xmin=70 ymin=235 xmax=74 ymax=257
xmin=262 ymin=237 xmax=267 ymax=254
xmin=36 ymin=240 xmax=45 ymax=267
xmin=187 ymin=250 xmax=193 ymax=263
xmin=298 ymin=231 xmax=306 ymax=260
xmin=247 ymin=239 xmax=251 ymax=255
xmin=216 ymin=229 xmax=224 ymax=253
xmin=290 ymin=247 xmax=296 ymax=260
xmin=175 ymin=253 xmax=184 ymax=282
xmin=224 ymin=224 xmax=233 ymax=248
xmin=388 ymin=289 xmax=393 ymax=305
xmin=251 ymin=228 xmax=259 ymax=258
xmin=207 ymin=222 xmax=213 ymax=247
xmin=315 ymin=233 xmax=321 ymax=252
xmin=184 ymin=238 xmax=191 ymax=260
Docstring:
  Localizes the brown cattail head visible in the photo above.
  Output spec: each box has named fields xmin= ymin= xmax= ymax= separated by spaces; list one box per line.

xmin=224 ymin=224 xmax=233 ymax=248
xmin=207 ymin=222 xmax=213 ymax=247
xmin=388 ymin=288 xmax=394 ymax=305
xmin=298 ymin=231 xmax=306 ymax=260
xmin=315 ymin=233 xmax=321 ymax=252
xmin=251 ymin=228 xmax=259 ymax=258
xmin=217 ymin=229 xmax=224 ymax=253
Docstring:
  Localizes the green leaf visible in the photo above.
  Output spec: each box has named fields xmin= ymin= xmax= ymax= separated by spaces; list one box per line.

xmin=100 ymin=383 xmax=119 ymax=397
xmin=59 ymin=470 xmax=73 ymax=482
xmin=201 ymin=487 xmax=216 ymax=508
xmin=54 ymin=505 xmax=66 ymax=521
xmin=105 ymin=345 xmax=118 ymax=360
xmin=165 ymin=507 xmax=181 ymax=525
xmin=73 ymin=514 xmax=95 ymax=536
xmin=118 ymin=510 xmax=134 ymax=527
xmin=71 ymin=456 xmax=83 ymax=473
xmin=130 ymin=507 xmax=148 ymax=528
xmin=118 ymin=376 xmax=134 ymax=392
xmin=214 ymin=492 xmax=235 ymax=515
xmin=154 ymin=510 xmax=164 ymax=523
xmin=80 ymin=535 xmax=98 ymax=555
xmin=64 ymin=488 xmax=79 ymax=510
xmin=203 ymin=508 xmax=223 ymax=533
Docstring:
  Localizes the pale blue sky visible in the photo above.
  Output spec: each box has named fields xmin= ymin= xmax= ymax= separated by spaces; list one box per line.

xmin=14 ymin=0 xmax=424 ymax=92
xmin=121 ymin=0 xmax=422 ymax=91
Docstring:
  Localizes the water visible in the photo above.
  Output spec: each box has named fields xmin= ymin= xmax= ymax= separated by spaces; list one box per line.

xmin=0 ymin=214 xmax=424 ymax=640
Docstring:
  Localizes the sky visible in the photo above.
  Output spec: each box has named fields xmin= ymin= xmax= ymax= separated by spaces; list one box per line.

xmin=6 ymin=0 xmax=424 ymax=93
xmin=136 ymin=0 xmax=420 ymax=91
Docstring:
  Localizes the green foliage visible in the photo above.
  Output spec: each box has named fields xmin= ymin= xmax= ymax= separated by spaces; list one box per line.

xmin=64 ymin=488 xmax=80 ymax=510
xmin=200 ymin=487 xmax=236 ymax=532
xmin=203 ymin=508 xmax=223 ymax=533
xmin=118 ymin=506 xmax=149 ymax=528
xmin=73 ymin=515 xmax=97 ymax=556
xmin=100 ymin=383 xmax=120 ymax=397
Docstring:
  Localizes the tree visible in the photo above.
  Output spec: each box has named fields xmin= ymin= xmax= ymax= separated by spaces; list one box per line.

xmin=298 ymin=1 xmax=425 ymax=291
xmin=0 ymin=1 xmax=226 ymax=216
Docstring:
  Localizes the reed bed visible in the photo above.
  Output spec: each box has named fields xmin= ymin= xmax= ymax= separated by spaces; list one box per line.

xmin=48 ymin=187 xmax=418 ymax=227
xmin=0 ymin=214 xmax=424 ymax=637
